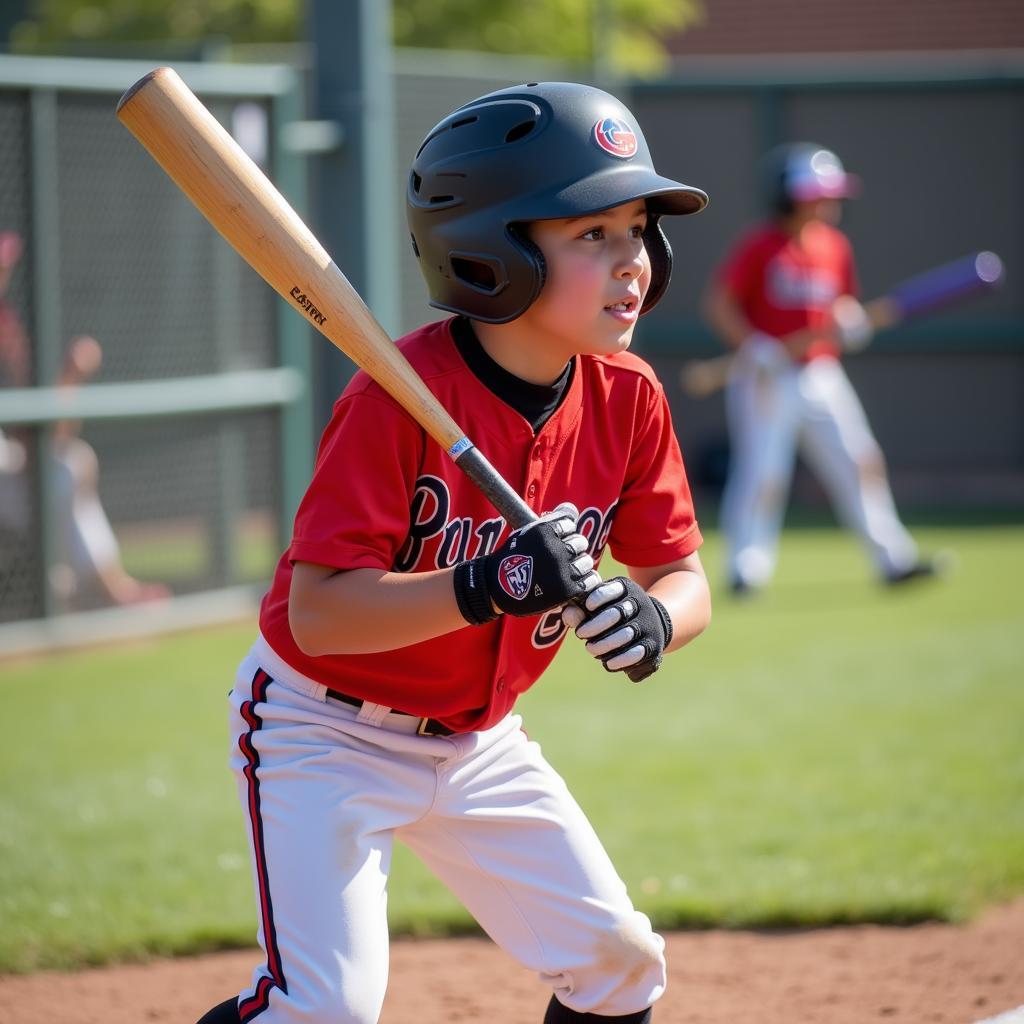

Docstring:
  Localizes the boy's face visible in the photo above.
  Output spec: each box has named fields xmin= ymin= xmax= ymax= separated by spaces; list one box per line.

xmin=517 ymin=199 xmax=652 ymax=365
xmin=791 ymin=197 xmax=843 ymax=226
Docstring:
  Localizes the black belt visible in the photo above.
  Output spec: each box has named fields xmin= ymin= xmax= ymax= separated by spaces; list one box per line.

xmin=325 ymin=688 xmax=455 ymax=737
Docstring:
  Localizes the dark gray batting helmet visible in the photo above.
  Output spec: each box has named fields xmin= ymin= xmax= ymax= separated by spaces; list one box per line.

xmin=406 ymin=81 xmax=708 ymax=324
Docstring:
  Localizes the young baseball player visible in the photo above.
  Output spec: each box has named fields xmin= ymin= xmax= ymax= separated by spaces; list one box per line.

xmin=197 ymin=82 xmax=711 ymax=1024
xmin=703 ymin=143 xmax=943 ymax=596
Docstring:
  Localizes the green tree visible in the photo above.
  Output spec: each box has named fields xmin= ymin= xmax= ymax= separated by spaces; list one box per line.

xmin=10 ymin=0 xmax=701 ymax=75
xmin=391 ymin=0 xmax=702 ymax=76
xmin=10 ymin=0 xmax=300 ymax=50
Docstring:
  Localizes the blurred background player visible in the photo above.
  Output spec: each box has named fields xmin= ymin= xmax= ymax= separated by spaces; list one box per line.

xmin=702 ymin=144 xmax=944 ymax=596
xmin=0 ymin=229 xmax=170 ymax=609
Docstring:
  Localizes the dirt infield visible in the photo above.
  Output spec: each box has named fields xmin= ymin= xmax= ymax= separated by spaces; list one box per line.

xmin=2 ymin=898 xmax=1022 ymax=1024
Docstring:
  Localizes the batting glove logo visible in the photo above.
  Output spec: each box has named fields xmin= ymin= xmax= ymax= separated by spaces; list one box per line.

xmin=593 ymin=117 xmax=638 ymax=159
xmin=498 ymin=554 xmax=533 ymax=601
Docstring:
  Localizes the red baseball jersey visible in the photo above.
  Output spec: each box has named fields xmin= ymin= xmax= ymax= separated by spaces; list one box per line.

xmin=718 ymin=221 xmax=859 ymax=362
xmin=259 ymin=317 xmax=702 ymax=733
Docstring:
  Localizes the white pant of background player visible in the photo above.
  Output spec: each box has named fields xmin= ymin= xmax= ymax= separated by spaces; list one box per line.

xmin=721 ymin=355 xmax=918 ymax=590
xmin=229 ymin=639 xmax=666 ymax=1024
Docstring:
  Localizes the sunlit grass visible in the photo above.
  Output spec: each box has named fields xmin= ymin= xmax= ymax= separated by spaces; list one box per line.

xmin=1 ymin=525 xmax=1021 ymax=971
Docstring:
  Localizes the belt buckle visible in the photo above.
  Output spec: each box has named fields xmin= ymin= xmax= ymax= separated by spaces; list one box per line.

xmin=417 ymin=716 xmax=445 ymax=737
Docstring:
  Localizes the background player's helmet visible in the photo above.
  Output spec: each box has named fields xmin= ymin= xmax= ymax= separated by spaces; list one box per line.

xmin=407 ymin=81 xmax=708 ymax=324
xmin=763 ymin=143 xmax=861 ymax=215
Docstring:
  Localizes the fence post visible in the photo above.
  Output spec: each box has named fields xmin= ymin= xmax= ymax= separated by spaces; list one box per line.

xmin=28 ymin=86 xmax=62 ymax=619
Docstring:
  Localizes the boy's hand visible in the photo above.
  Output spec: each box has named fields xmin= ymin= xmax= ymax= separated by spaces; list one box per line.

xmin=561 ymin=577 xmax=673 ymax=682
xmin=453 ymin=503 xmax=598 ymax=624
xmin=829 ymin=295 xmax=874 ymax=352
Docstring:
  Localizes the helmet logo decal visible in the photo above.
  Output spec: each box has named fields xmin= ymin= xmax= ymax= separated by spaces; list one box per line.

xmin=593 ymin=117 xmax=637 ymax=159
xmin=498 ymin=554 xmax=533 ymax=601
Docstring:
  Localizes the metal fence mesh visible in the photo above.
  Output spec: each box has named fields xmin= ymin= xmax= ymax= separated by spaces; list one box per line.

xmin=55 ymin=92 xmax=278 ymax=383
xmin=0 ymin=72 xmax=287 ymax=631
xmin=1 ymin=53 xmax=1022 ymax=641
xmin=86 ymin=411 xmax=281 ymax=588
xmin=0 ymin=447 xmax=41 ymax=624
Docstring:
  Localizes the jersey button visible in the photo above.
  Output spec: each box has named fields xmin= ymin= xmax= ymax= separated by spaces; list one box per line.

xmin=527 ymin=483 xmax=537 ymax=497
xmin=496 ymin=677 xmax=505 ymax=692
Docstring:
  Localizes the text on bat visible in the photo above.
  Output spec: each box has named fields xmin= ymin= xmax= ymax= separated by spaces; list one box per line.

xmin=290 ymin=285 xmax=328 ymax=325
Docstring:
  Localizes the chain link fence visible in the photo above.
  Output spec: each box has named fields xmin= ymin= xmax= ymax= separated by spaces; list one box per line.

xmin=2 ymin=49 xmax=1021 ymax=654
xmin=0 ymin=57 xmax=310 ymax=650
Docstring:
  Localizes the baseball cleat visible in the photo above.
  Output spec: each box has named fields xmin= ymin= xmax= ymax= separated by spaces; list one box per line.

xmin=727 ymin=576 xmax=760 ymax=599
xmin=884 ymin=550 xmax=955 ymax=587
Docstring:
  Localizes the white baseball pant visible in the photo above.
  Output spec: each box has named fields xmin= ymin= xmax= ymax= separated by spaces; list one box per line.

xmin=227 ymin=637 xmax=666 ymax=1024
xmin=721 ymin=354 xmax=918 ymax=588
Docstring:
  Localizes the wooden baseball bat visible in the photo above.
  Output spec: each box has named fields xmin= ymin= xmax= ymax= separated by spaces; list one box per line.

xmin=116 ymin=67 xmax=535 ymax=529
xmin=681 ymin=250 xmax=1005 ymax=399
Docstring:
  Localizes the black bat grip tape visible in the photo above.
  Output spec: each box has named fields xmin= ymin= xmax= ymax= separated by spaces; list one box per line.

xmin=452 ymin=445 xmax=591 ymax=609
xmin=453 ymin=445 xmax=536 ymax=529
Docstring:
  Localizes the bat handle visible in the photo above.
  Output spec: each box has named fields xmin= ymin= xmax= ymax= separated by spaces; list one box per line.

xmin=451 ymin=444 xmax=537 ymax=529
xmin=452 ymin=442 xmax=598 ymax=621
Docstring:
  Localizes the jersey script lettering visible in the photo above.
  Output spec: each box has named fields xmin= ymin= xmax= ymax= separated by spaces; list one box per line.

xmin=393 ymin=475 xmax=618 ymax=650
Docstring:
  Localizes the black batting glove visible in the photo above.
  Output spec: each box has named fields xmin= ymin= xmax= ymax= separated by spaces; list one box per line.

xmin=561 ymin=576 xmax=673 ymax=682
xmin=453 ymin=503 xmax=599 ymax=624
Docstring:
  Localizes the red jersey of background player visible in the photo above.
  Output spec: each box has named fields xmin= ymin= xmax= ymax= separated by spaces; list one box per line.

xmin=718 ymin=220 xmax=858 ymax=362
xmin=259 ymin=317 xmax=702 ymax=733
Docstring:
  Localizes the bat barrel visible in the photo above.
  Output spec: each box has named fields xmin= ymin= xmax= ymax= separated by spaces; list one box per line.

xmin=115 ymin=67 xmax=466 ymax=453
xmin=116 ymin=66 xmax=537 ymax=527
xmin=889 ymin=250 xmax=1005 ymax=319
xmin=116 ymin=69 xmax=160 ymax=113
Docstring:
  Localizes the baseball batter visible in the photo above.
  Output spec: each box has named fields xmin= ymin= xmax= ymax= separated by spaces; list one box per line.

xmin=703 ymin=143 xmax=942 ymax=596
xmin=196 ymin=83 xmax=711 ymax=1024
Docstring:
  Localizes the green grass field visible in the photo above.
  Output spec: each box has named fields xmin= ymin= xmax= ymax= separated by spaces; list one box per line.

xmin=1 ymin=524 xmax=1022 ymax=973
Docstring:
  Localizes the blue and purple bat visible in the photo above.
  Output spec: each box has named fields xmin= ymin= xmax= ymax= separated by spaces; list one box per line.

xmin=875 ymin=250 xmax=1004 ymax=326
